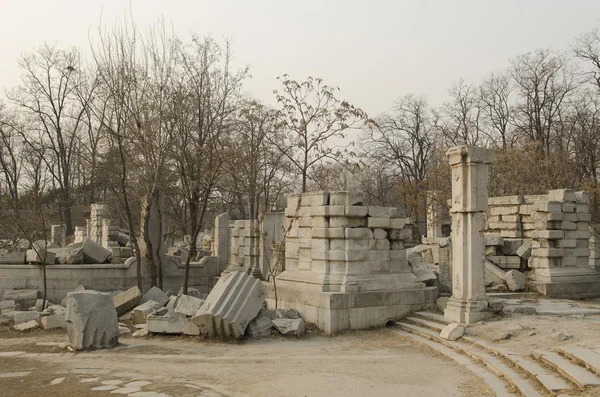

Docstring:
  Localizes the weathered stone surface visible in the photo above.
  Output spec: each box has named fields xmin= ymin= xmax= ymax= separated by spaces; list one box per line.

xmin=65 ymin=291 xmax=119 ymax=350
xmin=146 ymin=312 xmax=186 ymax=334
xmin=247 ymin=316 xmax=273 ymax=339
xmin=174 ymin=295 xmax=204 ymax=317
xmin=516 ymin=244 xmax=532 ymax=260
xmin=132 ymin=301 xmax=163 ymax=324
xmin=13 ymin=311 xmax=41 ymax=325
xmin=113 ymin=286 xmax=142 ymax=316
xmin=41 ymin=314 xmax=67 ymax=329
xmin=61 ymin=284 xmax=86 ymax=306
xmin=141 ymin=286 xmax=169 ymax=306
xmin=192 ymin=271 xmax=265 ymax=338
xmin=3 ymin=290 xmax=39 ymax=311
xmin=0 ymin=300 xmax=15 ymax=311
xmin=440 ymin=323 xmax=464 ymax=341
xmin=14 ymin=320 xmax=38 ymax=331
xmin=505 ymin=270 xmax=526 ymax=292
xmin=182 ymin=319 xmax=200 ymax=336
xmin=436 ymin=297 xmax=449 ymax=312
xmin=54 ymin=245 xmax=84 ymax=264
xmin=408 ymin=256 xmax=436 ymax=283
xmin=80 ymin=239 xmax=111 ymax=263
xmin=26 ymin=249 xmax=56 ymax=265
xmin=272 ymin=318 xmax=305 ymax=336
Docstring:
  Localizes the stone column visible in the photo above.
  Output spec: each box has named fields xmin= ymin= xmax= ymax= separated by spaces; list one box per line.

xmin=444 ymin=145 xmax=495 ymax=324
xmin=214 ymin=213 xmax=230 ymax=272
xmin=51 ymin=224 xmax=66 ymax=247
xmin=426 ymin=190 xmax=442 ymax=238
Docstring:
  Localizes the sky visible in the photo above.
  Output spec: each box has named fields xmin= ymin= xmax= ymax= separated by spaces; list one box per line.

xmin=1 ymin=0 xmax=600 ymax=116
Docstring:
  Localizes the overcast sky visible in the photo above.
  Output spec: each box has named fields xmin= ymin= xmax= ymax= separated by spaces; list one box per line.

xmin=1 ymin=1 xmax=600 ymax=115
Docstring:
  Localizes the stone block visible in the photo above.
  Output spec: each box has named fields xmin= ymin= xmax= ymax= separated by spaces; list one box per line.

xmin=390 ymin=218 xmax=407 ymax=229
xmin=330 ymin=192 xmax=363 ymax=206
xmin=489 ymin=206 xmax=519 ymax=215
xmin=146 ymin=312 xmax=187 ymax=334
xmin=165 ymin=295 xmax=179 ymax=311
xmin=174 ymin=295 xmax=205 ymax=317
xmin=440 ymin=323 xmax=464 ymax=341
xmin=505 ymin=270 xmax=526 ymax=292
xmin=41 ymin=314 xmax=67 ymax=329
xmin=65 ymin=291 xmax=119 ymax=350
xmin=561 ymin=203 xmax=576 ymax=213
xmin=487 ymin=196 xmax=523 ymax=206
xmin=563 ymin=213 xmax=578 ymax=222
xmin=3 ymin=290 xmax=39 ymax=311
xmin=192 ymin=271 xmax=265 ymax=339
xmin=310 ymin=205 xmax=345 ymax=217
xmin=531 ymin=248 xmax=564 ymax=258
xmin=0 ymin=300 xmax=15 ymax=311
xmin=548 ymin=189 xmax=576 ymax=202
xmin=329 ymin=216 xmax=366 ymax=228
xmin=557 ymin=239 xmax=576 ymax=248
xmin=13 ymin=311 xmax=41 ymax=324
xmin=500 ymin=230 xmax=523 ymax=238
xmin=516 ymin=244 xmax=532 ymax=260
xmin=14 ymin=320 xmax=38 ymax=331
xmin=501 ymin=239 xmax=523 ymax=255
xmin=575 ymin=191 xmax=589 ymax=203
xmin=533 ymin=230 xmax=563 ymax=240
xmin=367 ymin=217 xmax=391 ymax=228
xmin=367 ymin=206 xmax=398 ymax=217
xmin=26 ymin=249 xmax=56 ymax=265
xmin=487 ymin=256 xmax=521 ymax=269
xmin=113 ymin=286 xmax=142 ymax=316
xmin=578 ymin=213 xmax=592 ymax=222
xmin=534 ymin=201 xmax=562 ymax=213
xmin=247 ymin=316 xmax=273 ymax=339
xmin=272 ymin=318 xmax=305 ymax=336
xmin=79 ymin=239 xmax=111 ymax=263
xmin=54 ymin=246 xmax=84 ymax=264
xmin=344 ymin=206 xmax=368 ymax=218
xmin=140 ymin=286 xmax=169 ymax=306
xmin=132 ymin=300 xmax=163 ymax=324
xmin=372 ymin=228 xmax=388 ymax=239
xmin=484 ymin=234 xmax=504 ymax=246
xmin=302 ymin=191 xmax=329 ymax=206
xmin=561 ymin=221 xmax=577 ymax=230
xmin=345 ymin=228 xmax=373 ymax=240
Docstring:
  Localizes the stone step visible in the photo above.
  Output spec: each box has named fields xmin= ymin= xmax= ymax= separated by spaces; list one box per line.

xmin=465 ymin=337 xmax=571 ymax=394
xmin=532 ymin=350 xmax=600 ymax=389
xmin=412 ymin=311 xmax=449 ymax=325
xmin=398 ymin=322 xmax=543 ymax=397
xmin=557 ymin=346 xmax=600 ymax=376
xmin=404 ymin=317 xmax=444 ymax=332
xmin=394 ymin=329 xmax=517 ymax=396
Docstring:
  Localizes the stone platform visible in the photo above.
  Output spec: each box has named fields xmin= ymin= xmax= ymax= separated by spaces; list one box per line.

xmin=265 ymin=283 xmax=438 ymax=334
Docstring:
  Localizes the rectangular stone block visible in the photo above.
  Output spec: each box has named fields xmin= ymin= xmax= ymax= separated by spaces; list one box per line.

xmin=375 ymin=239 xmax=390 ymax=250
xmin=329 ymin=217 xmax=365 ymax=228
xmin=390 ymin=218 xmax=407 ymax=229
xmin=534 ymin=201 xmax=562 ymax=213
xmin=367 ymin=217 xmax=391 ymax=228
xmin=310 ymin=216 xmax=329 ymax=228
xmin=345 ymin=206 xmax=368 ymax=218
xmin=561 ymin=221 xmax=577 ymax=230
xmin=390 ymin=240 xmax=404 ymax=250
xmin=298 ymin=217 xmax=312 ymax=228
xmin=373 ymin=228 xmax=388 ymax=239
xmin=562 ymin=213 xmax=578 ymax=222
xmin=41 ymin=314 xmax=66 ymax=329
xmin=576 ymin=203 xmax=590 ymax=214
xmin=530 ymin=256 xmax=561 ymax=268
xmin=578 ymin=213 xmax=592 ymax=222
xmin=562 ymin=203 xmax=576 ymax=213
xmin=113 ymin=286 xmax=141 ymax=316
xmin=548 ymin=189 xmax=576 ymax=202
xmin=487 ymin=256 xmax=521 ymax=269
xmin=533 ymin=230 xmax=564 ymax=240
xmin=575 ymin=191 xmax=589 ymax=203
xmin=174 ymin=295 xmax=205 ymax=317
xmin=576 ymin=230 xmax=591 ymax=239
xmin=489 ymin=206 xmax=519 ymax=216
xmin=531 ymin=248 xmax=564 ymax=258
xmin=488 ymin=196 xmax=523 ymax=206
xmin=484 ymin=234 xmax=504 ymax=246
xmin=311 ymin=228 xmax=345 ymax=239
xmin=26 ymin=249 xmax=56 ymax=265
xmin=502 ymin=215 xmax=520 ymax=223
xmin=329 ymin=192 xmax=364 ymax=206
xmin=389 ymin=228 xmax=413 ymax=240
xmin=367 ymin=206 xmax=398 ymax=217
xmin=557 ymin=239 xmax=576 ymax=248
xmin=345 ymin=228 xmax=373 ymax=240
xmin=311 ymin=239 xmax=330 ymax=250
xmin=302 ymin=191 xmax=329 ymax=206
xmin=578 ymin=221 xmax=590 ymax=231
xmin=310 ymin=205 xmax=345 ymax=217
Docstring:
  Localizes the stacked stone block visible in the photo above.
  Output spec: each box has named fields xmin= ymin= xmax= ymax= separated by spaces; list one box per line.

xmin=74 ymin=226 xmax=87 ymax=243
xmin=89 ymin=204 xmax=110 ymax=245
xmin=486 ymin=196 xmax=523 ymax=238
xmin=279 ymin=191 xmax=420 ymax=293
xmin=530 ymin=189 xmax=591 ymax=270
xmin=101 ymin=219 xmax=120 ymax=248
xmin=227 ymin=220 xmax=260 ymax=270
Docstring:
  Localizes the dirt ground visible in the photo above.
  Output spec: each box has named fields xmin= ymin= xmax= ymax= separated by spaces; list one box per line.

xmin=0 ymin=328 xmax=492 ymax=397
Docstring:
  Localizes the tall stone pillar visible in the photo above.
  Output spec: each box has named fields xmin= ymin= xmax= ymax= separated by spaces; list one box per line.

xmin=444 ymin=145 xmax=495 ymax=324
xmin=51 ymin=224 xmax=66 ymax=247
xmin=214 ymin=213 xmax=230 ymax=272
xmin=426 ymin=190 xmax=442 ymax=238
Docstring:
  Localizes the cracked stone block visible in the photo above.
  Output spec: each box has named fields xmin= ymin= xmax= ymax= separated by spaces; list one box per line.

xmin=65 ymin=291 xmax=119 ymax=350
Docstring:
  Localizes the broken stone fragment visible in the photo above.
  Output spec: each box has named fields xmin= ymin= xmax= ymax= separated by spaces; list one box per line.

xmin=247 ymin=316 xmax=273 ymax=339
xmin=40 ymin=314 xmax=66 ymax=329
xmin=132 ymin=328 xmax=149 ymax=337
xmin=504 ymin=270 xmax=526 ymax=292
xmin=174 ymin=295 xmax=205 ymax=317
xmin=132 ymin=301 xmax=164 ymax=324
xmin=440 ymin=323 xmax=464 ymax=341
xmin=3 ymin=289 xmax=39 ymax=311
xmin=553 ymin=331 xmax=572 ymax=341
xmin=286 ymin=309 xmax=300 ymax=319
xmin=14 ymin=319 xmax=38 ymax=331
xmin=13 ymin=311 xmax=41 ymax=325
xmin=272 ymin=318 xmax=305 ymax=336
xmin=65 ymin=291 xmax=119 ymax=350
xmin=141 ymin=286 xmax=169 ymax=306
xmin=192 ymin=271 xmax=265 ymax=339
xmin=146 ymin=311 xmax=187 ymax=334
xmin=516 ymin=244 xmax=532 ymax=260
xmin=61 ymin=284 xmax=86 ymax=306
xmin=113 ymin=286 xmax=142 ymax=316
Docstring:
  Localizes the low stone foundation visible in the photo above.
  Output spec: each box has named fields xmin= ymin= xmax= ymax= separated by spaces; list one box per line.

xmin=265 ymin=283 xmax=438 ymax=334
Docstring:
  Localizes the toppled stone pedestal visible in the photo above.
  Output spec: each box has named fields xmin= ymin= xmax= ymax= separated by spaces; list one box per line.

xmin=65 ymin=291 xmax=119 ymax=350
xmin=192 ymin=271 xmax=265 ymax=339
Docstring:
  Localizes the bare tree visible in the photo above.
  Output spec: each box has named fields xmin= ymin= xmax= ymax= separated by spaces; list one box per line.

xmin=272 ymin=75 xmax=368 ymax=192
xmin=436 ymin=79 xmax=483 ymax=146
xmin=479 ymin=71 xmax=515 ymax=149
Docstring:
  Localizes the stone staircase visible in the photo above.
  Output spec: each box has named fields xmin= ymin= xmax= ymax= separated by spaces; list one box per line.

xmin=395 ymin=311 xmax=600 ymax=396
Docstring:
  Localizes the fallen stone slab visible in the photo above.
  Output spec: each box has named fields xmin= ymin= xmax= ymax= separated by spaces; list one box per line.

xmin=14 ymin=320 xmax=38 ymax=331
xmin=132 ymin=301 xmax=163 ymax=324
xmin=505 ymin=270 xmax=526 ymax=292
xmin=192 ymin=271 xmax=266 ymax=339
xmin=113 ymin=286 xmax=142 ymax=316
xmin=40 ymin=314 xmax=67 ymax=329
xmin=146 ymin=312 xmax=187 ymax=334
xmin=165 ymin=295 xmax=179 ymax=311
xmin=174 ymin=295 xmax=205 ymax=317
xmin=516 ymin=243 xmax=532 ymax=260
xmin=53 ymin=246 xmax=84 ymax=264
xmin=247 ymin=316 xmax=273 ymax=339
xmin=65 ymin=291 xmax=119 ymax=350
xmin=25 ymin=249 xmax=56 ymax=265
xmin=13 ymin=311 xmax=41 ymax=325
xmin=440 ymin=323 xmax=464 ymax=341
xmin=79 ymin=239 xmax=111 ymax=263
xmin=3 ymin=290 xmax=39 ymax=311
xmin=408 ymin=256 xmax=437 ymax=283
xmin=272 ymin=318 xmax=305 ymax=336
xmin=140 ymin=286 xmax=169 ymax=306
